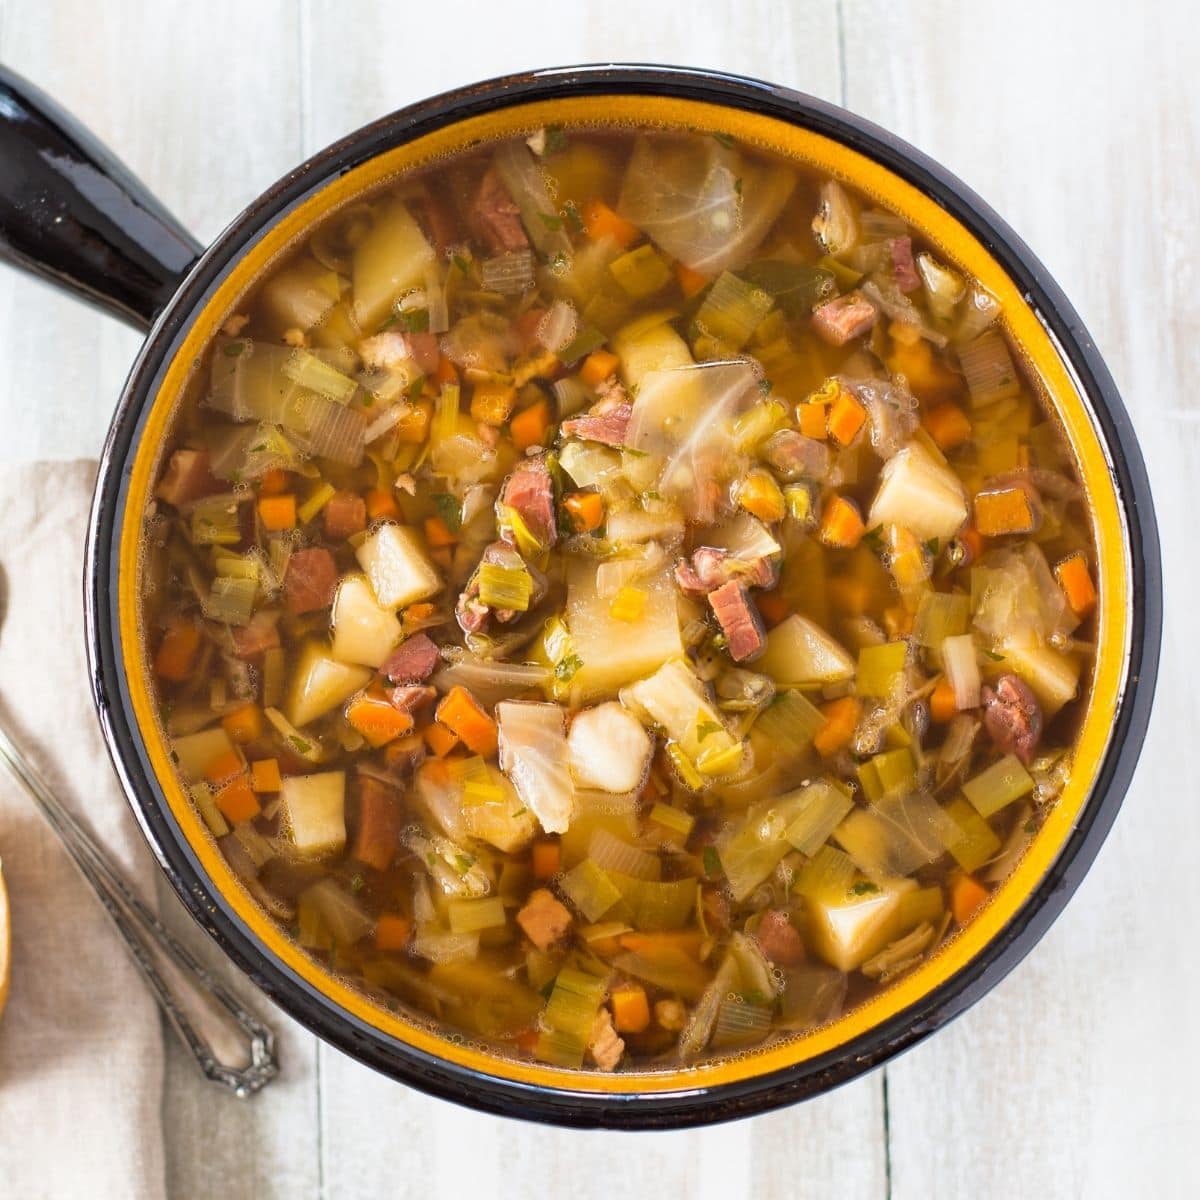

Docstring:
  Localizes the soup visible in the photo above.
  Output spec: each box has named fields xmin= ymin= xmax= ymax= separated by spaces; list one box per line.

xmin=143 ymin=125 xmax=1097 ymax=1070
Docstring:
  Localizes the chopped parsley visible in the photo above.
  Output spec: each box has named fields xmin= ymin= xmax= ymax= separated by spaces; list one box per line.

xmin=734 ymin=176 xmax=744 ymax=197
xmin=711 ymin=131 xmax=736 ymax=149
xmin=850 ymin=880 xmax=881 ymax=895
xmin=222 ymin=340 xmax=246 ymax=357
xmin=350 ymin=874 xmax=365 ymax=893
xmin=757 ymin=377 xmax=773 ymax=396
xmin=923 ymin=537 xmax=940 ymax=557
xmin=452 ymin=253 xmax=471 ymax=275
xmin=287 ymin=734 xmax=312 ymax=755
xmin=538 ymin=212 xmax=564 ymax=232
xmin=862 ymin=525 xmax=885 ymax=553
xmin=695 ymin=719 xmax=724 ymax=742
xmin=985 ymin=650 xmax=1006 ymax=662
xmin=564 ymin=200 xmax=585 ymax=234
xmin=543 ymin=124 xmax=568 ymax=155
xmin=397 ymin=307 xmax=430 ymax=334
xmin=1023 ymin=818 xmax=1039 ymax=834
xmin=703 ymin=846 xmax=723 ymax=877
xmin=431 ymin=492 xmax=462 ymax=533
xmin=454 ymin=853 xmax=475 ymax=876
xmin=554 ymin=654 xmax=583 ymax=683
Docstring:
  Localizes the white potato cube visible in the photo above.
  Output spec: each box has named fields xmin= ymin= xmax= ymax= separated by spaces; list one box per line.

xmin=867 ymin=441 xmax=969 ymax=542
xmin=567 ymin=702 xmax=653 ymax=793
xmin=756 ymin=614 xmax=856 ymax=686
xmin=282 ymin=772 xmax=346 ymax=858
xmin=171 ymin=727 xmax=238 ymax=782
xmin=286 ymin=640 xmax=372 ymax=728
xmin=355 ymin=524 xmax=442 ymax=611
xmin=331 ymin=574 xmax=403 ymax=668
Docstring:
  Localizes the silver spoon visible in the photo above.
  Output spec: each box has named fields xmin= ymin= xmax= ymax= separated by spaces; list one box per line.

xmin=0 ymin=565 xmax=277 ymax=1097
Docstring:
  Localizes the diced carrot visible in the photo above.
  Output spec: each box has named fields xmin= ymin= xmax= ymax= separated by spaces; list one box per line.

xmin=579 ymin=349 xmax=620 ymax=388
xmin=610 ymin=983 xmax=650 ymax=1034
xmin=257 ymin=493 xmax=296 ymax=531
xmin=958 ymin=524 xmax=984 ymax=565
xmin=347 ymin=693 xmax=415 ymax=748
xmin=797 ymin=402 xmax=828 ymax=440
xmin=375 ymin=913 xmax=413 ymax=952
xmin=365 ymin=487 xmax=401 ymax=522
xmin=214 ymin=776 xmax=260 ymax=824
xmin=1055 ymin=552 xmax=1097 ymax=618
xmin=887 ymin=335 xmax=962 ymax=404
xmin=563 ymin=490 xmax=605 ymax=533
xmin=470 ymin=380 xmax=517 ymax=426
xmin=581 ymin=198 xmax=640 ymax=249
xmin=154 ymin=617 xmax=201 ymax=682
xmin=531 ymin=840 xmax=561 ymax=881
xmin=258 ymin=467 xmax=291 ymax=497
xmin=510 ymin=398 xmax=552 ymax=451
xmin=813 ymin=696 xmax=862 ymax=758
xmin=737 ymin=469 xmax=786 ymax=523
xmin=204 ymin=749 xmax=245 ymax=785
xmin=922 ymin=404 xmax=972 ymax=452
xmin=818 ymin=494 xmax=866 ymax=549
xmin=674 ymin=261 xmax=709 ymax=299
xmin=827 ymin=390 xmax=867 ymax=447
xmin=395 ymin=399 xmax=433 ymax=444
xmin=423 ymin=722 xmax=460 ymax=758
xmin=930 ymin=676 xmax=958 ymax=724
xmin=974 ymin=487 xmax=1036 ymax=537
xmin=435 ymin=686 xmax=498 ymax=756
xmin=951 ymin=873 xmax=990 ymax=925
xmin=221 ymin=702 xmax=264 ymax=745
xmin=423 ymin=515 xmax=458 ymax=548
xmin=250 ymin=758 xmax=283 ymax=793
xmin=434 ymin=354 xmax=459 ymax=388
xmin=756 ymin=590 xmax=790 ymax=628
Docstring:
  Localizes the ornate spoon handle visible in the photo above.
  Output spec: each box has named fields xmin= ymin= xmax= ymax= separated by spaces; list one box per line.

xmin=0 ymin=723 xmax=277 ymax=1096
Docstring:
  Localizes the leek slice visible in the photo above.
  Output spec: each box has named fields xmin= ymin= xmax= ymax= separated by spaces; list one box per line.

xmin=856 ymin=641 xmax=908 ymax=698
xmin=202 ymin=576 xmax=257 ymax=626
xmin=477 ymin=562 xmax=533 ymax=612
xmin=559 ymin=860 xmax=622 ymax=922
xmin=753 ymin=689 xmax=827 ymax=754
xmin=693 ymin=270 xmax=774 ymax=349
xmin=913 ymin=591 xmax=970 ymax=650
xmin=283 ymin=350 xmax=357 ymax=404
xmin=607 ymin=872 xmax=697 ymax=932
xmin=447 ymin=897 xmax=507 ymax=935
xmin=588 ymin=828 xmax=661 ymax=881
xmin=937 ymin=796 xmax=1002 ymax=873
xmin=962 ymin=754 xmax=1035 ymax=818
xmin=719 ymin=786 xmax=828 ymax=902
xmin=536 ymin=967 xmax=608 ymax=1069
xmin=191 ymin=494 xmax=243 ymax=547
xmin=783 ymin=780 xmax=855 ymax=856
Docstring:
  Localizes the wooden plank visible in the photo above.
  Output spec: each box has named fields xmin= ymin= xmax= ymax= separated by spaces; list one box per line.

xmin=842 ymin=2 xmax=1197 ymax=1195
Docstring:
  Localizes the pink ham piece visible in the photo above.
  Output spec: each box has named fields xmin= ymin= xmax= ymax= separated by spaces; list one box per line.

xmin=499 ymin=455 xmax=557 ymax=550
xmin=755 ymin=910 xmax=806 ymax=967
xmin=406 ymin=332 xmax=440 ymax=375
xmin=471 ymin=166 xmax=529 ymax=255
xmin=380 ymin=633 xmax=441 ymax=684
xmin=708 ymin=580 xmax=766 ymax=663
xmin=981 ymin=674 xmax=1043 ymax=765
xmin=387 ymin=684 xmax=437 ymax=719
xmin=674 ymin=547 xmax=778 ymax=598
xmin=231 ymin=610 xmax=280 ymax=661
xmin=155 ymin=448 xmax=222 ymax=508
xmin=283 ymin=547 xmax=338 ymax=615
xmin=890 ymin=237 xmax=920 ymax=293
xmin=561 ymin=402 xmax=633 ymax=448
xmin=407 ymin=187 xmax=460 ymax=253
xmin=812 ymin=291 xmax=878 ymax=346
xmin=323 ymin=490 xmax=367 ymax=541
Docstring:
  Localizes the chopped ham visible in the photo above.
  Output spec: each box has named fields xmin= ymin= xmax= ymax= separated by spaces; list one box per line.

xmin=407 ymin=187 xmax=460 ymax=253
xmin=231 ymin=610 xmax=280 ymax=661
xmin=674 ymin=547 xmax=778 ymax=598
xmin=406 ymin=332 xmax=440 ymax=375
xmin=981 ymin=674 xmax=1043 ymax=765
xmin=755 ymin=909 xmax=806 ymax=967
xmin=380 ymin=633 xmax=441 ymax=684
xmin=762 ymin=430 xmax=831 ymax=481
xmin=350 ymin=777 xmax=403 ymax=872
xmin=358 ymin=331 xmax=410 ymax=371
xmin=387 ymin=684 xmax=437 ymax=719
xmin=470 ymin=166 xmax=529 ymax=255
xmin=561 ymin=402 xmax=633 ymax=448
xmin=154 ymin=448 xmax=222 ymax=509
xmin=323 ymin=490 xmax=367 ymax=541
xmin=708 ymin=580 xmax=766 ymax=662
xmin=812 ymin=291 xmax=878 ymax=346
xmin=516 ymin=888 xmax=572 ymax=951
xmin=890 ymin=236 xmax=920 ymax=293
xmin=499 ymin=455 xmax=557 ymax=550
xmin=588 ymin=1008 xmax=625 ymax=1072
xmin=282 ymin=547 xmax=338 ymax=615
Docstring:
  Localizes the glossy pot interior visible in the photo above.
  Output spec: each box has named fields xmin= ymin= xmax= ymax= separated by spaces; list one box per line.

xmin=77 ymin=66 xmax=1160 ymax=1128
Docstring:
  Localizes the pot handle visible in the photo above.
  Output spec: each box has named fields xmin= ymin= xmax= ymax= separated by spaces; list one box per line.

xmin=0 ymin=66 xmax=203 ymax=331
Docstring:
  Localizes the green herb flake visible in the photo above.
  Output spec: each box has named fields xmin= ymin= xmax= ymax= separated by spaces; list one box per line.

xmin=432 ymin=492 xmax=462 ymax=533
xmin=1023 ymin=818 xmax=1038 ymax=834
xmin=543 ymin=124 xmax=568 ymax=155
xmin=454 ymin=853 xmax=475 ymax=876
xmin=554 ymin=654 xmax=583 ymax=683
xmin=695 ymin=719 xmax=724 ymax=743
xmin=511 ymin=807 xmax=528 ymax=819
xmin=862 ymin=525 xmax=885 ymax=553
xmin=452 ymin=253 xmax=471 ymax=275
xmin=985 ymin=650 xmax=1006 ymax=662
xmin=711 ymin=131 xmax=736 ymax=149
xmin=399 ymin=308 xmax=430 ymax=334
xmin=850 ymin=880 xmax=880 ymax=895
xmin=734 ymin=177 xmax=744 ymax=197
xmin=350 ymin=874 xmax=365 ymax=893
xmin=287 ymin=734 xmax=311 ymax=755
xmin=757 ymin=378 xmax=773 ymax=397
xmin=406 ymin=374 xmax=427 ymax=401
xmin=923 ymin=537 xmax=940 ymax=557
xmin=538 ymin=212 xmax=564 ymax=232
xmin=564 ymin=200 xmax=585 ymax=234
xmin=703 ymin=846 xmax=722 ymax=877
xmin=222 ymin=340 xmax=247 ymax=358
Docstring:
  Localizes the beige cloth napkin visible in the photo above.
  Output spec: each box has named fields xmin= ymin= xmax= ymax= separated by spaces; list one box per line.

xmin=0 ymin=460 xmax=165 ymax=1199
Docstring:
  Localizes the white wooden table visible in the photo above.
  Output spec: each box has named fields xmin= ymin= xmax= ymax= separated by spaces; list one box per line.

xmin=0 ymin=1 xmax=1193 ymax=1194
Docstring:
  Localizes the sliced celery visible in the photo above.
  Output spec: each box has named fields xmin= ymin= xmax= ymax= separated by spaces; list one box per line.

xmin=753 ymin=689 xmax=826 ymax=754
xmin=191 ymin=783 xmax=229 ymax=838
xmin=937 ymin=795 xmax=1002 ymax=873
xmin=648 ymin=802 xmax=696 ymax=844
xmin=608 ymin=244 xmax=673 ymax=299
xmin=202 ymin=576 xmax=257 ymax=626
xmin=588 ymin=829 xmax=661 ymax=881
xmin=447 ymin=897 xmax=508 ymax=935
xmin=537 ymin=967 xmax=608 ymax=1068
xmin=559 ymin=859 xmax=622 ymax=922
xmin=477 ymin=562 xmax=533 ymax=612
xmin=432 ymin=383 xmax=461 ymax=445
xmin=607 ymin=871 xmax=697 ymax=932
xmin=962 ymin=754 xmax=1035 ymax=818
xmin=856 ymin=748 xmax=915 ymax=804
xmin=665 ymin=743 xmax=706 ymax=792
xmin=711 ymin=997 xmax=773 ymax=1048
xmin=783 ymin=780 xmax=855 ymax=856
xmin=283 ymin=349 xmax=357 ymax=404
xmin=297 ymin=481 xmax=336 ymax=525
xmin=794 ymin=844 xmax=858 ymax=901
xmin=191 ymin=494 xmax=243 ymax=546
xmin=693 ymin=271 xmax=774 ymax=349
xmin=913 ymin=590 xmax=970 ymax=649
xmin=719 ymin=788 xmax=821 ymax=902
xmin=856 ymin=641 xmax=908 ymax=698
